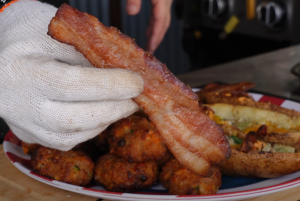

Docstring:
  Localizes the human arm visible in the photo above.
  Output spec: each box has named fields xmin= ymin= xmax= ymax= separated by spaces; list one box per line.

xmin=126 ymin=0 xmax=173 ymax=54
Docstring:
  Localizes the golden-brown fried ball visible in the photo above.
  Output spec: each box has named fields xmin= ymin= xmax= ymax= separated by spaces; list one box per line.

xmin=160 ymin=159 xmax=222 ymax=195
xmin=157 ymin=150 xmax=174 ymax=170
xmin=22 ymin=141 xmax=41 ymax=155
xmin=22 ymin=140 xmax=92 ymax=157
xmin=94 ymin=154 xmax=159 ymax=192
xmin=108 ymin=116 xmax=167 ymax=163
xmin=32 ymin=147 xmax=94 ymax=186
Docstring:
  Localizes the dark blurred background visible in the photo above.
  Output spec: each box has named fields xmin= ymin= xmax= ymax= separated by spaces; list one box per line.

xmin=42 ymin=0 xmax=191 ymax=75
xmin=40 ymin=0 xmax=300 ymax=74
xmin=1 ymin=0 xmax=299 ymax=142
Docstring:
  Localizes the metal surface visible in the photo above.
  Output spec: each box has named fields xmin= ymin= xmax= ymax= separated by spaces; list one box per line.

xmin=291 ymin=62 xmax=300 ymax=78
xmin=202 ymin=0 xmax=227 ymax=19
xmin=256 ymin=1 xmax=285 ymax=28
xmin=177 ymin=44 xmax=300 ymax=102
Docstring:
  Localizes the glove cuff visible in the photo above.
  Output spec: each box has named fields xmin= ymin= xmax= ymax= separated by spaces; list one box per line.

xmin=0 ymin=0 xmax=36 ymax=12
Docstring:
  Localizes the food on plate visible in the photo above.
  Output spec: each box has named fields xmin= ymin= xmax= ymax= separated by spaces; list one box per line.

xmin=220 ymin=146 xmax=300 ymax=178
xmin=208 ymin=103 xmax=300 ymax=134
xmin=199 ymin=82 xmax=300 ymax=116
xmin=108 ymin=115 xmax=168 ymax=163
xmin=48 ymin=4 xmax=231 ymax=176
xmin=160 ymin=159 xmax=222 ymax=195
xmin=87 ymin=127 xmax=110 ymax=160
xmin=22 ymin=141 xmax=41 ymax=155
xmin=31 ymin=147 xmax=94 ymax=186
xmin=94 ymin=154 xmax=159 ymax=192
xmin=157 ymin=149 xmax=174 ymax=170
xmin=197 ymin=82 xmax=255 ymax=104
xmin=239 ymin=126 xmax=297 ymax=153
xmin=255 ymin=124 xmax=300 ymax=150
xmin=206 ymin=103 xmax=300 ymax=178
xmin=25 ymin=114 xmax=176 ymax=193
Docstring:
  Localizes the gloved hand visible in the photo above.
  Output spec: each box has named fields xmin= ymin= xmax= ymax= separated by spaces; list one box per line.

xmin=0 ymin=0 xmax=144 ymax=151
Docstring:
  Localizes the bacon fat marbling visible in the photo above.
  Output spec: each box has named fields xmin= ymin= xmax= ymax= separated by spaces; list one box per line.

xmin=48 ymin=4 xmax=230 ymax=176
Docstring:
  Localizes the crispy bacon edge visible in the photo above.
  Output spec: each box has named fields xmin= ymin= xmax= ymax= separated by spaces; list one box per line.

xmin=47 ymin=4 xmax=231 ymax=176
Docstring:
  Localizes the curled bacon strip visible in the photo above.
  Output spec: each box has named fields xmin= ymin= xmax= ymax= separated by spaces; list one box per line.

xmin=48 ymin=4 xmax=230 ymax=176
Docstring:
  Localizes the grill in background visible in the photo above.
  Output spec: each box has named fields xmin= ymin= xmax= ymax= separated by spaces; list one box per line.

xmin=177 ymin=0 xmax=300 ymax=70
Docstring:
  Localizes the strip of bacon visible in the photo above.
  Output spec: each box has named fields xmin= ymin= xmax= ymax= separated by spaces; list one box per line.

xmin=48 ymin=4 xmax=230 ymax=176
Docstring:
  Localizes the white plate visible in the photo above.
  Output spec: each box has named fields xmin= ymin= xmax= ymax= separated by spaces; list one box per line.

xmin=4 ymin=92 xmax=300 ymax=201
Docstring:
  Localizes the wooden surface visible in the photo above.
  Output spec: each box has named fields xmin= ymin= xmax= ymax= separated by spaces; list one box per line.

xmin=1 ymin=144 xmax=300 ymax=201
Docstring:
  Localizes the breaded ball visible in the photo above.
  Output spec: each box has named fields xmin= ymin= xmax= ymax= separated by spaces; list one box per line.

xmin=157 ymin=150 xmax=174 ymax=170
xmin=75 ymin=128 xmax=110 ymax=161
xmin=94 ymin=154 xmax=159 ymax=192
xmin=108 ymin=116 xmax=167 ymax=162
xmin=22 ymin=141 xmax=41 ymax=155
xmin=160 ymin=159 xmax=222 ymax=195
xmin=31 ymin=147 xmax=94 ymax=186
xmin=90 ymin=127 xmax=110 ymax=156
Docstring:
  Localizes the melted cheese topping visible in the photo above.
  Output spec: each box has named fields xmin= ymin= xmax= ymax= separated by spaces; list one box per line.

xmin=211 ymin=113 xmax=295 ymax=153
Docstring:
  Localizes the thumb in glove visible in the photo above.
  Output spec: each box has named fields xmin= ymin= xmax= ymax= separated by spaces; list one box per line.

xmin=0 ymin=1 xmax=144 ymax=150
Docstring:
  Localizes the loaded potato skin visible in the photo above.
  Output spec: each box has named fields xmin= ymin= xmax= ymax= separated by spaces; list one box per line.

xmin=219 ymin=149 xmax=300 ymax=178
xmin=205 ymin=103 xmax=300 ymax=178
xmin=197 ymin=81 xmax=300 ymax=179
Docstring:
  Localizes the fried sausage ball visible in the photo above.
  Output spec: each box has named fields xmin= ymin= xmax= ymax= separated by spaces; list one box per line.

xmin=90 ymin=127 xmax=110 ymax=157
xmin=160 ymin=159 xmax=222 ymax=195
xmin=94 ymin=154 xmax=159 ymax=192
xmin=31 ymin=147 xmax=94 ymax=186
xmin=74 ymin=128 xmax=110 ymax=161
xmin=108 ymin=116 xmax=167 ymax=163
xmin=22 ymin=141 xmax=41 ymax=155
xmin=157 ymin=150 xmax=174 ymax=170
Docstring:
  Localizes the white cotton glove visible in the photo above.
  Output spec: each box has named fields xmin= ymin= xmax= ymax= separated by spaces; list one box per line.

xmin=0 ymin=0 xmax=144 ymax=151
